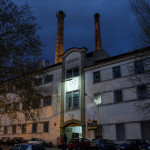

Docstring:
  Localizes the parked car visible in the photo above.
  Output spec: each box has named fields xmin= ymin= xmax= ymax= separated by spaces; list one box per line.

xmin=0 ymin=146 xmax=2 ymax=150
xmin=0 ymin=137 xmax=12 ymax=145
xmin=28 ymin=138 xmax=46 ymax=146
xmin=68 ymin=138 xmax=90 ymax=150
xmin=12 ymin=137 xmax=26 ymax=145
xmin=9 ymin=143 xmax=45 ymax=150
xmin=90 ymin=138 xmax=116 ymax=150
xmin=116 ymin=139 xmax=146 ymax=150
xmin=139 ymin=143 xmax=150 ymax=150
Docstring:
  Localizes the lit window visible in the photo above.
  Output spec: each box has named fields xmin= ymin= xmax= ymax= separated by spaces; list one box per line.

xmin=93 ymin=71 xmax=100 ymax=83
xmin=137 ymin=85 xmax=147 ymax=99
xmin=113 ymin=66 xmax=121 ymax=78
xmin=66 ymin=91 xmax=79 ymax=110
xmin=94 ymin=94 xmax=102 ymax=105
xmin=135 ymin=60 xmax=144 ymax=74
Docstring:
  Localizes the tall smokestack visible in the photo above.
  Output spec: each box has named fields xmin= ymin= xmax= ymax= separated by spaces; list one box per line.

xmin=94 ymin=13 xmax=102 ymax=51
xmin=55 ymin=11 xmax=65 ymax=64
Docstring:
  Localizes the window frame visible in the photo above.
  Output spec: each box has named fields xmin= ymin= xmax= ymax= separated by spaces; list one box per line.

xmin=43 ymin=96 xmax=52 ymax=107
xmin=66 ymin=90 xmax=80 ymax=110
xmin=21 ymin=124 xmax=26 ymax=134
xmin=137 ymin=85 xmax=148 ymax=99
xmin=113 ymin=66 xmax=121 ymax=79
xmin=12 ymin=125 xmax=16 ymax=134
xmin=43 ymin=122 xmax=49 ymax=133
xmin=116 ymin=124 xmax=125 ymax=141
xmin=32 ymin=123 xmax=37 ymax=133
xmin=66 ymin=67 xmax=79 ymax=79
xmin=134 ymin=60 xmax=144 ymax=74
xmin=93 ymin=71 xmax=100 ymax=83
xmin=114 ymin=89 xmax=123 ymax=103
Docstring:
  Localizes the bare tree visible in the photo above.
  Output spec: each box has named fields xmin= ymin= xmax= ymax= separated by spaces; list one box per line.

xmin=129 ymin=0 xmax=150 ymax=116
xmin=0 ymin=0 xmax=45 ymax=124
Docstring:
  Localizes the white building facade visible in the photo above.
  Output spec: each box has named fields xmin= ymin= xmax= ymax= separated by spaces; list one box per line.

xmin=0 ymin=47 xmax=150 ymax=145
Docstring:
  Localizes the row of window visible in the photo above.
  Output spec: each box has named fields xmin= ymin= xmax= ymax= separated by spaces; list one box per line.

xmin=34 ymin=75 xmax=53 ymax=86
xmin=0 ymin=97 xmax=52 ymax=114
xmin=92 ymin=84 xmax=148 ymax=105
xmin=2 ymin=122 xmax=49 ymax=135
xmin=116 ymin=122 xmax=150 ymax=140
xmin=114 ymin=85 xmax=148 ymax=103
xmin=93 ymin=60 xmax=144 ymax=83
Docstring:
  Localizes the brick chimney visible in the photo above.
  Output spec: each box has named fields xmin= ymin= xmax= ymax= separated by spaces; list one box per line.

xmin=55 ymin=11 xmax=65 ymax=64
xmin=94 ymin=13 xmax=102 ymax=51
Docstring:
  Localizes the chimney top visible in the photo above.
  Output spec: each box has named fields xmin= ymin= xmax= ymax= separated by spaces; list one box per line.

xmin=57 ymin=10 xmax=65 ymax=18
xmin=94 ymin=13 xmax=100 ymax=18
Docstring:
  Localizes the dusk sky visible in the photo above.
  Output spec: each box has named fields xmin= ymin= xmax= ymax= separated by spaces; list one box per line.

xmin=13 ymin=0 xmax=139 ymax=65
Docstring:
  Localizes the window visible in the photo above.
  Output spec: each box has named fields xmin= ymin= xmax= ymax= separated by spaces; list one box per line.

xmin=22 ymin=124 xmax=26 ymax=133
xmin=135 ymin=60 xmax=144 ymax=74
xmin=0 ymin=106 xmax=4 ymax=114
xmin=5 ymin=104 xmax=12 ymax=113
xmin=114 ymin=90 xmax=123 ymax=102
xmin=43 ymin=122 xmax=49 ymax=133
xmin=66 ymin=91 xmax=79 ymax=110
xmin=32 ymin=100 xmax=41 ymax=109
xmin=93 ymin=71 xmax=100 ymax=83
xmin=32 ymin=123 xmax=37 ymax=133
xmin=113 ymin=66 xmax=121 ymax=78
xmin=116 ymin=124 xmax=125 ymax=141
xmin=44 ymin=75 xmax=53 ymax=84
xmin=137 ymin=85 xmax=147 ymax=99
xmin=66 ymin=67 xmax=79 ymax=79
xmin=13 ymin=103 xmax=20 ymax=111
xmin=43 ymin=97 xmax=52 ymax=107
xmin=94 ymin=94 xmax=102 ymax=105
xmin=22 ymin=101 xmax=28 ymax=110
xmin=12 ymin=125 xmax=16 ymax=134
xmin=141 ymin=122 xmax=150 ymax=139
xmin=4 ymin=126 xmax=7 ymax=134
xmin=34 ymin=78 xmax=42 ymax=86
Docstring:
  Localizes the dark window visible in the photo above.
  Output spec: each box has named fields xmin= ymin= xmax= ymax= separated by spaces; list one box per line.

xmin=114 ymin=90 xmax=123 ymax=102
xmin=12 ymin=125 xmax=16 ymax=134
xmin=141 ymin=122 xmax=150 ymax=139
xmin=137 ymin=85 xmax=147 ymax=99
xmin=66 ymin=93 xmax=72 ymax=110
xmin=66 ymin=91 xmax=79 ymax=110
xmin=32 ymin=100 xmax=41 ymax=109
xmin=66 ymin=67 xmax=79 ymax=79
xmin=116 ymin=124 xmax=125 ymax=141
xmin=93 ymin=71 xmax=100 ymax=83
xmin=43 ymin=97 xmax=52 ymax=107
xmin=4 ymin=126 xmax=7 ymax=134
xmin=73 ymin=67 xmax=79 ymax=77
xmin=135 ymin=60 xmax=144 ymax=74
xmin=22 ymin=101 xmax=28 ymax=110
xmin=32 ymin=123 xmax=37 ymax=133
xmin=22 ymin=124 xmax=26 ymax=133
xmin=44 ymin=75 xmax=53 ymax=84
xmin=34 ymin=78 xmax=42 ymax=86
xmin=66 ymin=69 xmax=72 ymax=79
xmin=13 ymin=103 xmax=20 ymax=111
xmin=73 ymin=91 xmax=79 ymax=109
xmin=5 ymin=104 xmax=12 ymax=113
xmin=43 ymin=122 xmax=49 ymax=133
xmin=113 ymin=66 xmax=121 ymax=78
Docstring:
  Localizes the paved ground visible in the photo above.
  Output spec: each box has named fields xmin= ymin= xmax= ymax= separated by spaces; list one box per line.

xmin=0 ymin=145 xmax=60 ymax=150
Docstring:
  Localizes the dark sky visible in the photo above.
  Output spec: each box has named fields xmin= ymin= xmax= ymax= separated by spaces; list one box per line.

xmin=13 ymin=0 xmax=139 ymax=65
